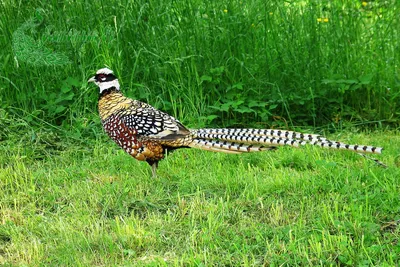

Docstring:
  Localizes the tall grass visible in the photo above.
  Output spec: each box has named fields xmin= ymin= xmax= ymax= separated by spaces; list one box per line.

xmin=0 ymin=0 xmax=398 ymax=131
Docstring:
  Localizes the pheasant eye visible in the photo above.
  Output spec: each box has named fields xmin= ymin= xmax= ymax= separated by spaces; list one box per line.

xmin=98 ymin=74 xmax=106 ymax=81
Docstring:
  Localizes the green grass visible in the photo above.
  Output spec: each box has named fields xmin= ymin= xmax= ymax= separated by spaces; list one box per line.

xmin=1 ymin=130 xmax=399 ymax=265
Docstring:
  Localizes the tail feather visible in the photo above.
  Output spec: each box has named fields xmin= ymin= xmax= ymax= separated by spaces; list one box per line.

xmin=196 ymin=128 xmax=329 ymax=142
xmin=189 ymin=139 xmax=275 ymax=153
xmin=312 ymin=141 xmax=383 ymax=154
xmin=196 ymin=132 xmax=306 ymax=148
xmin=357 ymin=153 xmax=388 ymax=168
xmin=192 ymin=128 xmax=383 ymax=154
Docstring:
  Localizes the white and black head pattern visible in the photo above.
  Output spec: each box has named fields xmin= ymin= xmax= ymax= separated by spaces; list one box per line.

xmin=88 ymin=68 xmax=120 ymax=93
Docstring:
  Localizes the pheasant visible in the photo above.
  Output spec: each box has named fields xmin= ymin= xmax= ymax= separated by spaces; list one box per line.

xmin=88 ymin=68 xmax=384 ymax=177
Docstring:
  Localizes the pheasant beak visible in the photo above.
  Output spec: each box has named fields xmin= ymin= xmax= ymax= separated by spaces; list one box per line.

xmin=88 ymin=76 xmax=96 ymax=83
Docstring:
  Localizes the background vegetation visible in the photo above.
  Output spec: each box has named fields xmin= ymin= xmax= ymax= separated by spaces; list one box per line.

xmin=1 ymin=0 xmax=399 ymax=131
xmin=0 ymin=0 xmax=399 ymax=265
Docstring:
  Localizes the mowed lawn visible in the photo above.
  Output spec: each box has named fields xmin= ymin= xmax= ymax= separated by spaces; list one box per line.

xmin=0 ymin=131 xmax=399 ymax=266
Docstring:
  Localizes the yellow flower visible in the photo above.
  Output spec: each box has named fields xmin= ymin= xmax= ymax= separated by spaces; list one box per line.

xmin=223 ymin=9 xmax=228 ymax=13
xmin=362 ymin=1 xmax=368 ymax=6
xmin=269 ymin=12 xmax=273 ymax=15
xmin=317 ymin=18 xmax=322 ymax=22
xmin=323 ymin=18 xmax=329 ymax=22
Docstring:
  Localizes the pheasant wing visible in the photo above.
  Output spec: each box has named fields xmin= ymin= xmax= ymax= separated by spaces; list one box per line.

xmin=119 ymin=100 xmax=190 ymax=140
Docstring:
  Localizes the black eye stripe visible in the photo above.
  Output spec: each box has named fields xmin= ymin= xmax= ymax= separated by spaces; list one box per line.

xmin=95 ymin=73 xmax=117 ymax=82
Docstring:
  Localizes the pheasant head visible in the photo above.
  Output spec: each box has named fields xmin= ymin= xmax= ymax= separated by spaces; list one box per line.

xmin=88 ymin=68 xmax=120 ymax=93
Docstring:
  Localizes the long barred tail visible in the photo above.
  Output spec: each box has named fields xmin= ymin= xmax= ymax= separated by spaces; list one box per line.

xmin=188 ymin=128 xmax=383 ymax=155
xmin=189 ymin=139 xmax=276 ymax=153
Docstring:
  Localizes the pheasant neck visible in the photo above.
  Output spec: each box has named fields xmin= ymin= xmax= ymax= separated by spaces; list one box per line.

xmin=99 ymin=87 xmax=119 ymax=98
